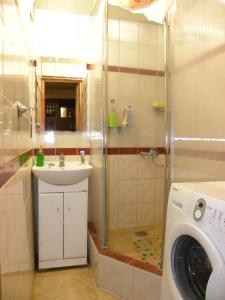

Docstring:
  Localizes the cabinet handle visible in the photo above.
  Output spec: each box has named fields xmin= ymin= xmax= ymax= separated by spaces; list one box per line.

xmin=57 ymin=208 xmax=60 ymax=211
xmin=68 ymin=207 xmax=71 ymax=210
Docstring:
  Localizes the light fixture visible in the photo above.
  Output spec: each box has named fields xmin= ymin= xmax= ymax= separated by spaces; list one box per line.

xmin=108 ymin=0 xmax=175 ymax=24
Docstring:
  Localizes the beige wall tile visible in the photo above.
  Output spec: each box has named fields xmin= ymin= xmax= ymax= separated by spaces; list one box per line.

xmin=138 ymin=44 xmax=156 ymax=70
xmin=118 ymin=155 xmax=137 ymax=180
xmin=108 ymin=180 xmax=119 ymax=205
xmin=134 ymin=268 xmax=161 ymax=300
xmin=54 ymin=131 xmax=90 ymax=148
xmin=156 ymin=123 xmax=166 ymax=147
xmin=99 ymin=255 xmax=122 ymax=297
xmin=137 ymin=156 xmax=156 ymax=179
xmin=155 ymin=202 xmax=164 ymax=225
xmin=138 ymin=126 xmax=157 ymax=147
xmin=137 ymin=203 xmax=154 ymax=226
xmin=156 ymin=77 xmax=165 ymax=99
xmin=119 ymin=42 xmax=138 ymax=68
xmin=107 ymin=155 xmax=119 ymax=180
xmin=118 ymin=204 xmax=136 ymax=228
xmin=118 ymin=128 xmax=138 ymax=147
xmin=108 ymin=19 xmax=119 ymax=41
xmin=155 ymin=156 xmax=166 ymax=178
xmin=108 ymin=129 xmax=119 ymax=147
xmin=156 ymin=46 xmax=165 ymax=70
xmin=155 ymin=178 xmax=165 ymax=203
xmin=120 ymin=21 xmax=138 ymax=43
xmin=0 ymin=163 xmax=34 ymax=300
xmin=138 ymin=23 xmax=157 ymax=46
xmin=156 ymin=24 xmax=164 ymax=47
xmin=118 ymin=73 xmax=138 ymax=99
xmin=118 ymin=180 xmax=137 ymax=205
xmin=109 ymin=205 xmax=118 ymax=229
xmin=88 ymin=235 xmax=99 ymax=285
xmin=137 ymin=179 xmax=155 ymax=203
xmin=108 ymin=72 xmax=119 ymax=100
xmin=137 ymin=100 xmax=158 ymax=127
xmin=108 ymin=41 xmax=119 ymax=65
xmin=138 ymin=75 xmax=157 ymax=100
xmin=122 ymin=263 xmax=134 ymax=300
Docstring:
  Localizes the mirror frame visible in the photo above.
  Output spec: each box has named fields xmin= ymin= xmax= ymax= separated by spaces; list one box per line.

xmin=40 ymin=76 xmax=84 ymax=131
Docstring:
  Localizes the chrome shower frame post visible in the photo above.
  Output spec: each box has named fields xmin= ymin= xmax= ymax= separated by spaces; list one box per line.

xmin=161 ymin=16 xmax=173 ymax=270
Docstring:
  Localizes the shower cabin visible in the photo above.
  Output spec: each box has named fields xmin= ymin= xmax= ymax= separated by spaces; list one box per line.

xmin=89 ymin=1 xmax=167 ymax=274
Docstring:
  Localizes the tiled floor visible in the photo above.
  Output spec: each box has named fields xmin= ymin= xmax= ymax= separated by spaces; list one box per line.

xmin=32 ymin=266 xmax=120 ymax=300
xmin=108 ymin=225 xmax=162 ymax=267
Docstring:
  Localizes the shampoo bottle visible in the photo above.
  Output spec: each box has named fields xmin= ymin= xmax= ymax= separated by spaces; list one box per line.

xmin=36 ymin=145 xmax=45 ymax=167
xmin=80 ymin=150 xmax=86 ymax=164
xmin=108 ymin=99 xmax=118 ymax=128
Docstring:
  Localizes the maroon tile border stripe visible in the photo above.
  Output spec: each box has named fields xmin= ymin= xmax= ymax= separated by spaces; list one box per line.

xmin=88 ymin=223 xmax=162 ymax=276
xmin=56 ymin=148 xmax=77 ymax=155
xmin=35 ymin=148 xmax=92 ymax=156
xmin=87 ymin=63 xmax=95 ymax=70
xmin=107 ymin=147 xmax=119 ymax=155
xmin=108 ymin=65 xmax=165 ymax=77
xmin=139 ymin=68 xmax=165 ymax=77
xmin=34 ymin=147 xmax=166 ymax=155
xmin=78 ymin=148 xmax=91 ymax=155
xmin=110 ymin=147 xmax=166 ymax=155
xmin=0 ymin=149 xmax=32 ymax=189
xmin=119 ymin=147 xmax=138 ymax=155
xmin=34 ymin=148 xmax=56 ymax=155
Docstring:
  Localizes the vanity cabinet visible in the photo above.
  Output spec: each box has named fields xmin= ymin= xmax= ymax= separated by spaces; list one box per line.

xmin=39 ymin=193 xmax=63 ymax=262
xmin=34 ymin=178 xmax=88 ymax=269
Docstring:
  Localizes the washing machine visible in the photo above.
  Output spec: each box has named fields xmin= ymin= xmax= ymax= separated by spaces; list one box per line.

xmin=161 ymin=182 xmax=225 ymax=300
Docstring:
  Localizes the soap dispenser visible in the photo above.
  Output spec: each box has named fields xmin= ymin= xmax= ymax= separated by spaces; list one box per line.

xmin=36 ymin=145 xmax=45 ymax=166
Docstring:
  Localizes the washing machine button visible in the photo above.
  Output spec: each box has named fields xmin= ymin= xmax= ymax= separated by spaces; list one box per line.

xmin=194 ymin=209 xmax=202 ymax=219
xmin=193 ymin=198 xmax=206 ymax=221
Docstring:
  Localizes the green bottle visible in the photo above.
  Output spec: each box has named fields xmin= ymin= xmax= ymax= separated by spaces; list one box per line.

xmin=108 ymin=99 xmax=118 ymax=128
xmin=36 ymin=145 xmax=45 ymax=167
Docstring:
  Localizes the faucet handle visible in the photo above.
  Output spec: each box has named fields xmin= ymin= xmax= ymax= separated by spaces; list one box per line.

xmin=59 ymin=153 xmax=65 ymax=167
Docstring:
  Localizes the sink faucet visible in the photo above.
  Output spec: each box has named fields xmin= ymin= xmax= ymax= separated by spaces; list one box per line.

xmin=59 ymin=154 xmax=65 ymax=167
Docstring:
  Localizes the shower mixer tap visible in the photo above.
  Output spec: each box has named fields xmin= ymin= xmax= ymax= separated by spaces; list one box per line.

xmin=140 ymin=148 xmax=159 ymax=158
xmin=140 ymin=148 xmax=164 ymax=168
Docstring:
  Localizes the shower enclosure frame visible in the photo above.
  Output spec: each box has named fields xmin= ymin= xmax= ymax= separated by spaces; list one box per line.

xmin=101 ymin=3 xmax=170 ymax=272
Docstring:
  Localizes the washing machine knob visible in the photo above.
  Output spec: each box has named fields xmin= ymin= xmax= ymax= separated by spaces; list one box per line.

xmin=194 ymin=209 xmax=202 ymax=219
xmin=193 ymin=198 xmax=206 ymax=221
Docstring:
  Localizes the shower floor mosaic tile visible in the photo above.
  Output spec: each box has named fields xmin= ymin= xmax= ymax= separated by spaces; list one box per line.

xmin=108 ymin=225 xmax=162 ymax=267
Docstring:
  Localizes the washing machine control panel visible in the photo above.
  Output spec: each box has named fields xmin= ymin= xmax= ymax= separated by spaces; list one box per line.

xmin=190 ymin=195 xmax=225 ymax=243
xmin=193 ymin=198 xmax=206 ymax=221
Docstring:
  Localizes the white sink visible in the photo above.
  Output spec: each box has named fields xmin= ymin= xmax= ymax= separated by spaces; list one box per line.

xmin=32 ymin=161 xmax=93 ymax=185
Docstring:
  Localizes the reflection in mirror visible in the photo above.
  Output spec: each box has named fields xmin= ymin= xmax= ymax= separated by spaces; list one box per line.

xmin=41 ymin=77 xmax=85 ymax=132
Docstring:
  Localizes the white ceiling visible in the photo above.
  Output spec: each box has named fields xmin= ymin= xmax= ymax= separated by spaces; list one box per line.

xmin=34 ymin=0 xmax=99 ymax=15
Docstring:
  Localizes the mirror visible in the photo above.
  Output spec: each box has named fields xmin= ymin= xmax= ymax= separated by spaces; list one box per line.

xmin=40 ymin=77 xmax=85 ymax=132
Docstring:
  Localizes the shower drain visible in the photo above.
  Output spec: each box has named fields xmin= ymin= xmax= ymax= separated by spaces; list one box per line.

xmin=135 ymin=231 xmax=148 ymax=237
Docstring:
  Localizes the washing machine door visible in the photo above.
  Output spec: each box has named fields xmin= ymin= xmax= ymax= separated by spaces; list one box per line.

xmin=167 ymin=222 xmax=225 ymax=300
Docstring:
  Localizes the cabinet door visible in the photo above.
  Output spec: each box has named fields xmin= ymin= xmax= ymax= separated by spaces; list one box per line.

xmin=64 ymin=192 xmax=88 ymax=259
xmin=39 ymin=193 xmax=63 ymax=261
